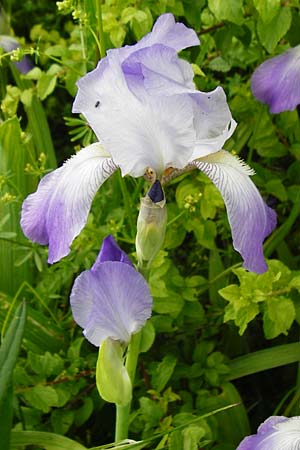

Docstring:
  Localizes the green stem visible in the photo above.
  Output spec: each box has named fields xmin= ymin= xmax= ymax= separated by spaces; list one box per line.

xmin=95 ymin=0 xmax=105 ymax=58
xmin=118 ymin=173 xmax=136 ymax=239
xmin=115 ymin=331 xmax=142 ymax=441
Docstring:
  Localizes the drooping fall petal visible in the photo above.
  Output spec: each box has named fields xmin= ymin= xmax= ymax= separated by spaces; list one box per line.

xmin=21 ymin=143 xmax=118 ymax=263
xmin=192 ymin=151 xmax=276 ymax=273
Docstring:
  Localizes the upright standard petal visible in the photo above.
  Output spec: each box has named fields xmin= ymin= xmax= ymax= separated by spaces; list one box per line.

xmin=237 ymin=416 xmax=300 ymax=450
xmin=21 ymin=143 xmax=118 ymax=264
xmin=119 ymin=13 xmax=199 ymax=60
xmin=93 ymin=235 xmax=133 ymax=268
xmin=73 ymin=52 xmax=196 ymax=177
xmin=251 ymin=45 xmax=300 ymax=113
xmin=70 ymin=254 xmax=152 ymax=346
xmin=137 ymin=47 xmax=237 ymax=157
xmin=192 ymin=151 xmax=276 ymax=274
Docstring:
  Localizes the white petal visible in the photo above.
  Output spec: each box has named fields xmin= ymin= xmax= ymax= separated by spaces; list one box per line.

xmin=73 ymin=53 xmax=195 ymax=176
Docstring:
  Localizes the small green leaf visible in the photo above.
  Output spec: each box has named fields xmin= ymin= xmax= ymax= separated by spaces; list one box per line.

xmin=263 ymin=296 xmax=295 ymax=339
xmin=257 ymin=7 xmax=292 ymax=53
xmin=23 ymin=385 xmax=59 ymax=413
xmin=139 ymin=320 xmax=155 ymax=353
xmin=37 ymin=72 xmax=58 ymax=100
xmin=152 ymin=355 xmax=177 ymax=393
xmin=253 ymin=0 xmax=280 ymax=23
xmin=208 ymin=56 xmax=231 ymax=72
xmin=208 ymin=0 xmax=244 ymax=25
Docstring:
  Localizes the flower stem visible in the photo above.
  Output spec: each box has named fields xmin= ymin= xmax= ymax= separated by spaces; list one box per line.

xmin=95 ymin=0 xmax=105 ymax=59
xmin=115 ymin=331 xmax=142 ymax=441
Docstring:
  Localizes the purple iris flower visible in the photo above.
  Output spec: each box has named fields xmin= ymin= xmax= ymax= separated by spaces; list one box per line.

xmin=70 ymin=235 xmax=152 ymax=346
xmin=236 ymin=416 xmax=300 ymax=450
xmin=20 ymin=13 xmax=276 ymax=273
xmin=251 ymin=45 xmax=300 ymax=113
xmin=0 ymin=35 xmax=33 ymax=74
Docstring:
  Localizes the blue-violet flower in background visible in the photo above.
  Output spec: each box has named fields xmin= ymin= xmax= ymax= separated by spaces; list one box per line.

xmin=21 ymin=13 xmax=276 ymax=274
xmin=251 ymin=45 xmax=300 ymax=113
xmin=0 ymin=35 xmax=33 ymax=74
xmin=236 ymin=416 xmax=300 ymax=450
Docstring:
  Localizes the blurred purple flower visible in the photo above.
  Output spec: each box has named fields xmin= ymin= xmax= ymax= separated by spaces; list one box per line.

xmin=70 ymin=235 xmax=152 ymax=346
xmin=20 ymin=13 xmax=276 ymax=274
xmin=0 ymin=35 xmax=33 ymax=74
xmin=236 ymin=416 xmax=300 ymax=450
xmin=251 ymin=45 xmax=300 ymax=113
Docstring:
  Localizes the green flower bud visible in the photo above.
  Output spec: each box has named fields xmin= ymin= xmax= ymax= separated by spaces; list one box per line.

xmin=136 ymin=180 xmax=167 ymax=269
xmin=96 ymin=338 xmax=132 ymax=406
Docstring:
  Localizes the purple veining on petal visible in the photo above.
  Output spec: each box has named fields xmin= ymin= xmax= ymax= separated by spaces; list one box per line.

xmin=70 ymin=259 xmax=152 ymax=346
xmin=236 ymin=416 xmax=300 ymax=450
xmin=21 ymin=144 xmax=118 ymax=264
xmin=92 ymin=235 xmax=133 ymax=269
xmin=251 ymin=45 xmax=300 ymax=113
xmin=122 ymin=43 xmax=195 ymax=96
xmin=193 ymin=151 xmax=276 ymax=274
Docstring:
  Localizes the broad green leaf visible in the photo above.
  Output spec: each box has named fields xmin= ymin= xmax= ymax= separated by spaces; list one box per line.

xmin=0 ymin=302 xmax=26 ymax=406
xmin=208 ymin=0 xmax=244 ymax=25
xmin=10 ymin=431 xmax=87 ymax=450
xmin=0 ymin=380 xmax=13 ymax=450
xmin=257 ymin=7 xmax=292 ymax=53
xmin=253 ymin=0 xmax=280 ymax=24
xmin=0 ymin=117 xmax=34 ymax=294
xmin=228 ymin=342 xmax=300 ymax=380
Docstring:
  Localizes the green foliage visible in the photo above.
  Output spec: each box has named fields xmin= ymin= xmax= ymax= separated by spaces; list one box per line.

xmin=220 ymin=260 xmax=300 ymax=337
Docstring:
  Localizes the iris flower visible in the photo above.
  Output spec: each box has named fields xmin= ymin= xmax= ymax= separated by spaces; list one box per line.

xmin=70 ymin=235 xmax=152 ymax=346
xmin=236 ymin=416 xmax=300 ymax=450
xmin=251 ymin=45 xmax=300 ymax=113
xmin=21 ymin=13 xmax=276 ymax=273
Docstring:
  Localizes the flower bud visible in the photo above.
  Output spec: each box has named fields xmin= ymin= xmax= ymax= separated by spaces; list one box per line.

xmin=135 ymin=180 xmax=167 ymax=268
xmin=96 ymin=338 xmax=132 ymax=406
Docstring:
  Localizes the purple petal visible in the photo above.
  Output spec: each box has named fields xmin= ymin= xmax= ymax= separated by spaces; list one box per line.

xmin=193 ymin=151 xmax=276 ymax=274
xmin=122 ymin=44 xmax=195 ymax=94
xmin=70 ymin=260 xmax=152 ymax=346
xmin=251 ymin=45 xmax=300 ymax=113
xmin=237 ymin=416 xmax=300 ymax=450
xmin=92 ymin=235 xmax=133 ymax=268
xmin=21 ymin=143 xmax=118 ymax=263
xmin=133 ymin=13 xmax=200 ymax=53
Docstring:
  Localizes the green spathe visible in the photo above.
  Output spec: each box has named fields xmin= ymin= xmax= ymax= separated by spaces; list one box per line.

xmin=96 ymin=339 xmax=132 ymax=406
xmin=135 ymin=196 xmax=167 ymax=268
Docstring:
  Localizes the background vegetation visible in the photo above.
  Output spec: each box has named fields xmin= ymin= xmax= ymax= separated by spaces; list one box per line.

xmin=1 ymin=0 xmax=300 ymax=449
